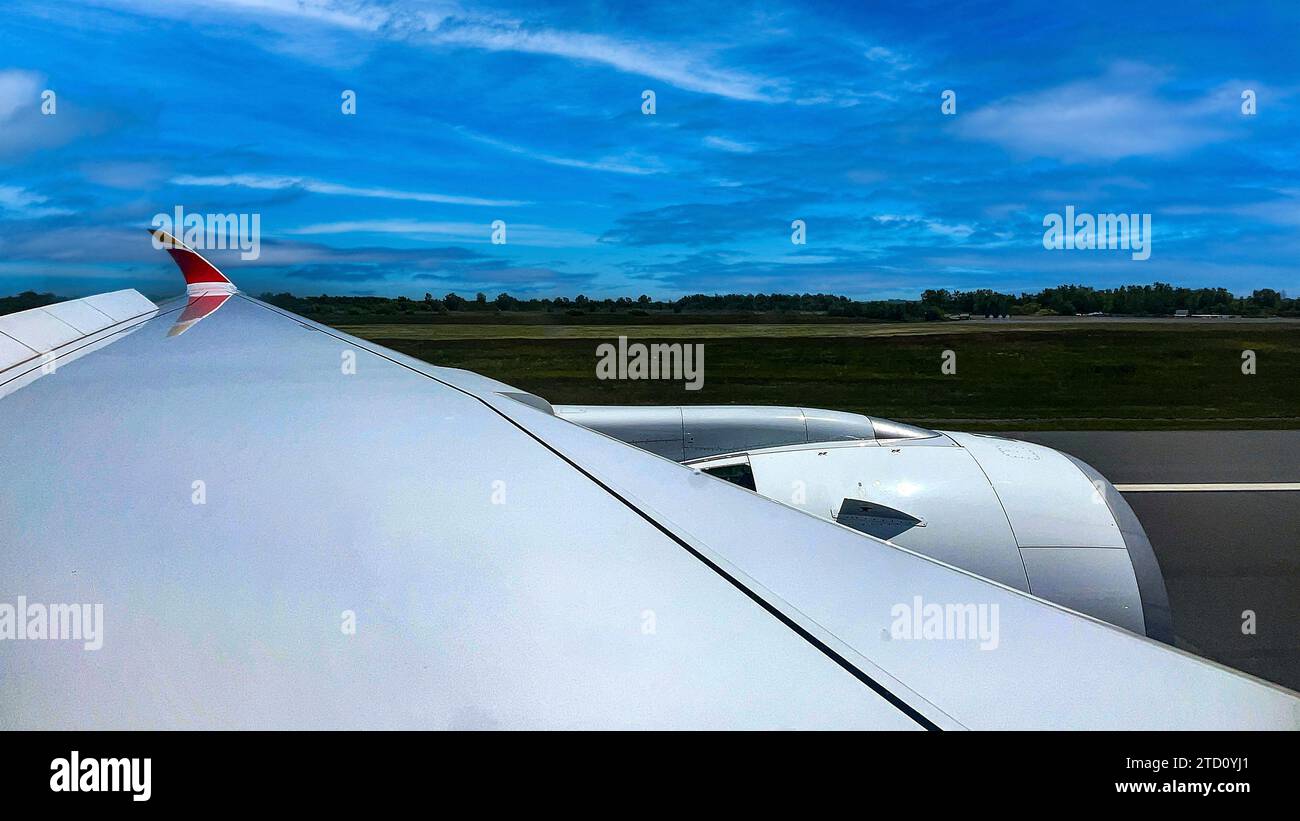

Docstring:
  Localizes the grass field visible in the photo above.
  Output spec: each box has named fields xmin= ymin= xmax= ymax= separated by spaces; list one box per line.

xmin=333 ymin=320 xmax=1300 ymax=430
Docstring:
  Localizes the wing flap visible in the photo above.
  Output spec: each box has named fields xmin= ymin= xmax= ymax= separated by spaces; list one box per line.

xmin=0 ymin=289 xmax=157 ymax=372
xmin=81 ymin=289 xmax=159 ymax=322
xmin=0 ymin=330 xmax=37 ymax=371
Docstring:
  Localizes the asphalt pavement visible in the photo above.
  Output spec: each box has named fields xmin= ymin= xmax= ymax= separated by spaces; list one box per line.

xmin=1005 ymin=431 xmax=1300 ymax=693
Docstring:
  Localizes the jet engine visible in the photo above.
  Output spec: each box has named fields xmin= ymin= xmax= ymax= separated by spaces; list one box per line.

xmin=554 ymin=404 xmax=1172 ymax=643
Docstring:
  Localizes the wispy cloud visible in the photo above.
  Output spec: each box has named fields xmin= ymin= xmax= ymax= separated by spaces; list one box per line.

xmin=170 ymin=173 xmax=527 ymax=206
xmin=91 ymin=0 xmax=788 ymax=102
xmin=1167 ymin=189 xmax=1300 ymax=228
xmin=90 ymin=0 xmax=387 ymax=32
xmin=80 ymin=159 xmax=170 ymax=190
xmin=703 ymin=135 xmax=757 ymax=153
xmin=958 ymin=62 xmax=1238 ymax=162
xmin=0 ymin=68 xmax=103 ymax=157
xmin=424 ymin=16 xmax=786 ymax=102
xmin=455 ymin=129 xmax=664 ymax=175
xmin=600 ymin=197 xmax=810 ymax=247
xmin=863 ymin=45 xmax=913 ymax=72
xmin=287 ymin=219 xmax=598 ymax=247
xmin=0 ymin=185 xmax=74 ymax=218
xmin=0 ymin=69 xmax=41 ymax=120
xmin=873 ymin=214 xmax=976 ymax=240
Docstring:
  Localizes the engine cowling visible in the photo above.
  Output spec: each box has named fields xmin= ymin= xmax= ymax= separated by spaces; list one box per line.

xmin=552 ymin=403 xmax=935 ymax=461
xmin=557 ymin=404 xmax=1171 ymax=642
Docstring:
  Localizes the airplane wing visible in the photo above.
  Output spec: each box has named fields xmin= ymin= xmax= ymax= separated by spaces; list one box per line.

xmin=1 ymin=236 xmax=1297 ymax=730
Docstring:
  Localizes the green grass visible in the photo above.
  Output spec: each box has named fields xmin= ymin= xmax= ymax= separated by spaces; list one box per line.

xmin=337 ymin=323 xmax=1300 ymax=430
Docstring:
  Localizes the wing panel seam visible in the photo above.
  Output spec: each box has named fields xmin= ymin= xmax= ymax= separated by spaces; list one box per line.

xmin=242 ymin=296 xmax=942 ymax=731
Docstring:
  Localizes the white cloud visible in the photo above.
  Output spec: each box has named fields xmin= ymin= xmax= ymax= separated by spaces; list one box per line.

xmin=1167 ymin=189 xmax=1300 ymax=227
xmin=864 ymin=45 xmax=912 ymax=71
xmin=425 ymin=17 xmax=783 ymax=102
xmin=170 ymin=173 xmax=527 ymax=206
xmin=81 ymin=159 xmax=170 ymax=190
xmin=0 ymin=69 xmax=98 ymax=157
xmin=0 ymin=185 xmax=74 ymax=218
xmin=288 ymin=219 xmax=483 ymax=236
xmin=91 ymin=1 xmax=786 ymax=102
xmin=0 ymin=69 xmax=42 ymax=121
xmin=873 ymin=214 xmax=974 ymax=239
xmin=958 ymin=63 xmax=1237 ymax=162
xmin=93 ymin=0 xmax=387 ymax=31
xmin=703 ymin=136 xmax=757 ymax=153
xmin=286 ymin=219 xmax=598 ymax=247
xmin=214 ymin=0 xmax=386 ymax=30
xmin=455 ymin=129 xmax=664 ymax=175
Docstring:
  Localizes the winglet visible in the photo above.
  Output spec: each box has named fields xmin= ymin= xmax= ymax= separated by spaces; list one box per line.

xmin=149 ymin=228 xmax=238 ymax=295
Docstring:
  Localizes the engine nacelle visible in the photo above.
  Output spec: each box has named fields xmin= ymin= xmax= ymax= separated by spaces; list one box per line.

xmin=557 ymin=404 xmax=1171 ymax=642
xmin=553 ymin=403 xmax=935 ymax=461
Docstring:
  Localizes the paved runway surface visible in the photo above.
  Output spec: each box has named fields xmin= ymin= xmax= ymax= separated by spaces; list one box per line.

xmin=1005 ymin=431 xmax=1300 ymax=693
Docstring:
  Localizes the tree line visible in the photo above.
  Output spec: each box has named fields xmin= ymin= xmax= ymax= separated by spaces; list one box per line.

xmin=255 ymin=282 xmax=1295 ymax=320
xmin=3 ymin=283 xmax=1295 ymax=322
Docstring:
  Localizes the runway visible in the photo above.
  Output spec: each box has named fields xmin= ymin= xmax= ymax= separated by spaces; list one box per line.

xmin=1005 ymin=431 xmax=1300 ymax=693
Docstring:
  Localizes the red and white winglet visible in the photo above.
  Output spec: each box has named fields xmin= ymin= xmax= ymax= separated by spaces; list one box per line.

xmin=149 ymin=228 xmax=238 ymax=296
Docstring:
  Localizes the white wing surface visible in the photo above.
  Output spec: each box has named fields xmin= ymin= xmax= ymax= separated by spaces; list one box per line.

xmin=1 ymin=238 xmax=1296 ymax=729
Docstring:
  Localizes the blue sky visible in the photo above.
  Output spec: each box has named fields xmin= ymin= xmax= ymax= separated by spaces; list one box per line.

xmin=0 ymin=0 xmax=1297 ymax=300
